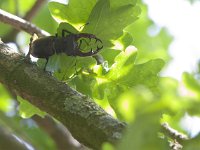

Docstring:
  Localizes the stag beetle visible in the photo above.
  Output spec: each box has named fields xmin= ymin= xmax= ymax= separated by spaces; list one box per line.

xmin=27 ymin=29 xmax=103 ymax=70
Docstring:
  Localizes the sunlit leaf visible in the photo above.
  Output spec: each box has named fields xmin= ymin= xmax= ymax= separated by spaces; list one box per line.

xmin=102 ymin=142 xmax=115 ymax=150
xmin=17 ymin=96 xmax=46 ymax=118
xmin=110 ymin=0 xmax=137 ymax=9
xmin=182 ymin=72 xmax=200 ymax=98
xmin=117 ymin=113 xmax=168 ymax=150
xmin=48 ymin=0 xmax=97 ymax=29
xmin=83 ymin=0 xmax=140 ymax=47
xmin=0 ymin=84 xmax=12 ymax=112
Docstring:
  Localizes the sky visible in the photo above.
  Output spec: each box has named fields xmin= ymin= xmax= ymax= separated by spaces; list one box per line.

xmin=144 ymin=0 xmax=200 ymax=79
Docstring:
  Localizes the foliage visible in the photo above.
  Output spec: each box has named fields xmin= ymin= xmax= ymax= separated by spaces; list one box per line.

xmin=1 ymin=0 xmax=200 ymax=150
xmin=0 ymin=111 xmax=56 ymax=150
xmin=17 ymin=96 xmax=46 ymax=118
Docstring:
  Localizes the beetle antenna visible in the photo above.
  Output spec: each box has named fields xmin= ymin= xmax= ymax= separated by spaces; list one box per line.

xmin=79 ymin=22 xmax=89 ymax=31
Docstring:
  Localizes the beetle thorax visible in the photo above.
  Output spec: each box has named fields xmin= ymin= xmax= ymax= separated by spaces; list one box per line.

xmin=54 ymin=35 xmax=78 ymax=56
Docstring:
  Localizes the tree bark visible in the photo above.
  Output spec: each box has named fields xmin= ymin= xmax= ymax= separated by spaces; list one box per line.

xmin=0 ymin=41 xmax=126 ymax=149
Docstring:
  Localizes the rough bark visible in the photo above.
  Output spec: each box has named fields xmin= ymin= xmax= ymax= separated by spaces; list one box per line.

xmin=0 ymin=41 xmax=126 ymax=149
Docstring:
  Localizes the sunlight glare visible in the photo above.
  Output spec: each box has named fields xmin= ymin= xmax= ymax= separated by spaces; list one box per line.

xmin=144 ymin=0 xmax=200 ymax=79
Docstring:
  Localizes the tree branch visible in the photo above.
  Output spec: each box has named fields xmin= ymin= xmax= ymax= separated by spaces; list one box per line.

xmin=0 ymin=126 xmax=32 ymax=150
xmin=24 ymin=0 xmax=47 ymax=21
xmin=0 ymin=41 xmax=126 ymax=149
xmin=0 ymin=9 xmax=50 ymax=37
xmin=33 ymin=115 xmax=86 ymax=150
xmin=3 ymin=0 xmax=47 ymax=42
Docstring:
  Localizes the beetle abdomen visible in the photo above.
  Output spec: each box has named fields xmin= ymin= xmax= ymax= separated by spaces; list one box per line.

xmin=30 ymin=36 xmax=55 ymax=58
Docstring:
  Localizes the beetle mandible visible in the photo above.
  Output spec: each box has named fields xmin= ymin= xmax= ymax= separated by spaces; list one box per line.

xmin=27 ymin=29 xmax=103 ymax=70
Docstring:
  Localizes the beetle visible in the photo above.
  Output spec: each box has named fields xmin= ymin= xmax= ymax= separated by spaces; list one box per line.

xmin=27 ymin=29 xmax=103 ymax=70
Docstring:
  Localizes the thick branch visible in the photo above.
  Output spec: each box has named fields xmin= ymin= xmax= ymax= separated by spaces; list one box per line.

xmin=0 ymin=41 xmax=126 ymax=149
xmin=0 ymin=9 xmax=49 ymax=37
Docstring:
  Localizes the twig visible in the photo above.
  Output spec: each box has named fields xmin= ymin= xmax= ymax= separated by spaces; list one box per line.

xmin=0 ymin=126 xmax=34 ymax=150
xmin=33 ymin=115 xmax=87 ymax=150
xmin=0 ymin=9 xmax=50 ymax=37
xmin=24 ymin=0 xmax=47 ymax=21
xmin=161 ymin=123 xmax=188 ymax=141
xmin=3 ymin=0 xmax=47 ymax=42
xmin=161 ymin=123 xmax=189 ymax=150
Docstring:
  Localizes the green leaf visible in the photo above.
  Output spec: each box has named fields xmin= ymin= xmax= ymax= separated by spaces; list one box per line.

xmin=48 ymin=0 xmax=97 ymax=29
xmin=110 ymin=0 xmax=137 ymax=9
xmin=0 ymin=112 xmax=56 ymax=150
xmin=0 ymin=84 xmax=12 ymax=112
xmin=117 ymin=32 xmax=133 ymax=50
xmin=69 ymin=73 xmax=97 ymax=98
xmin=102 ymin=142 xmax=115 ymax=150
xmin=47 ymin=0 xmax=141 ymax=80
xmin=91 ymin=48 xmax=164 ymax=119
xmin=83 ymin=0 xmax=141 ymax=47
xmin=49 ymin=0 xmax=140 ymax=49
xmin=182 ymin=72 xmax=200 ymax=98
xmin=106 ymin=47 xmax=137 ymax=82
xmin=117 ymin=113 xmax=168 ymax=150
xmin=47 ymin=54 xmax=76 ymax=77
xmin=183 ymin=135 xmax=200 ymax=150
xmin=125 ymin=2 xmax=172 ymax=63
xmin=57 ymin=22 xmax=79 ymax=35
xmin=33 ymin=5 xmax=58 ymax=35
xmin=17 ymin=96 xmax=46 ymax=118
xmin=105 ymin=49 xmax=164 ymax=91
xmin=50 ymin=55 xmax=96 ymax=81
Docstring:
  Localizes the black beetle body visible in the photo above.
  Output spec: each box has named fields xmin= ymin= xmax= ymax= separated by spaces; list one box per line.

xmin=30 ymin=35 xmax=78 ymax=58
xmin=27 ymin=30 xmax=103 ymax=70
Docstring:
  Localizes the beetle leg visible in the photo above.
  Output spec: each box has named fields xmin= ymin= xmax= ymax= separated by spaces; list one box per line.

xmin=44 ymin=57 xmax=49 ymax=71
xmin=79 ymin=22 xmax=89 ymax=31
xmin=76 ymin=33 xmax=95 ymax=39
xmin=62 ymin=29 xmax=73 ymax=37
